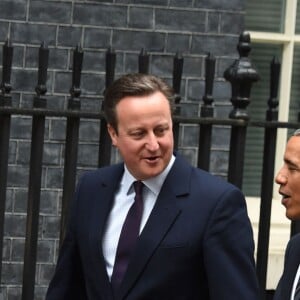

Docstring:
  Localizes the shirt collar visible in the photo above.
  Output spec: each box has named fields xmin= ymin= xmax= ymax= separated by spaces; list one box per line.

xmin=122 ymin=154 xmax=176 ymax=196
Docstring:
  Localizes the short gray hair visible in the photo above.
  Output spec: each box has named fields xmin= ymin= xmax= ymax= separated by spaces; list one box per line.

xmin=293 ymin=129 xmax=300 ymax=136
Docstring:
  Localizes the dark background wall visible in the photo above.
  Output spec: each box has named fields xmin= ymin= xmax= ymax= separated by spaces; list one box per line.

xmin=0 ymin=0 xmax=245 ymax=298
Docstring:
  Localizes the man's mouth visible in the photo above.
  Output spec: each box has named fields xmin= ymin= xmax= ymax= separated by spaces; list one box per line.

xmin=145 ymin=156 xmax=159 ymax=162
xmin=279 ymin=191 xmax=290 ymax=205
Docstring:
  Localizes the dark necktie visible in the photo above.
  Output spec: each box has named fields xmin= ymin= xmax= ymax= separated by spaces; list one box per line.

xmin=294 ymin=276 xmax=300 ymax=300
xmin=111 ymin=181 xmax=144 ymax=292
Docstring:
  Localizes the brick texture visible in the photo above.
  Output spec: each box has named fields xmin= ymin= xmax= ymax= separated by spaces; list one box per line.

xmin=0 ymin=0 xmax=245 ymax=299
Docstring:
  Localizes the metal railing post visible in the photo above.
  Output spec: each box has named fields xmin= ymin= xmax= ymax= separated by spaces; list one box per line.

xmin=198 ymin=53 xmax=215 ymax=170
xmin=138 ymin=48 xmax=149 ymax=74
xmin=0 ymin=39 xmax=13 ymax=298
xmin=60 ymin=46 xmax=83 ymax=244
xmin=172 ymin=52 xmax=183 ymax=150
xmin=98 ymin=47 xmax=115 ymax=167
xmin=22 ymin=42 xmax=49 ymax=300
xmin=256 ymin=57 xmax=280 ymax=299
xmin=224 ymin=32 xmax=259 ymax=188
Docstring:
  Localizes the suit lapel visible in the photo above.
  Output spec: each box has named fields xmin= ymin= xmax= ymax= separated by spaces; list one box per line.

xmin=88 ymin=164 xmax=124 ymax=300
xmin=116 ymin=155 xmax=191 ymax=300
xmin=281 ymin=236 xmax=300 ymax=298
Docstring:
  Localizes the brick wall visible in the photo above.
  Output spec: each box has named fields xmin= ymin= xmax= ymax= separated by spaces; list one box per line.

xmin=0 ymin=0 xmax=245 ymax=298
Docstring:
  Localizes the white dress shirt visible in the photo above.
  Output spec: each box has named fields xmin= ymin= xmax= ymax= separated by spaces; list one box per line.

xmin=102 ymin=155 xmax=175 ymax=279
xmin=291 ymin=264 xmax=300 ymax=300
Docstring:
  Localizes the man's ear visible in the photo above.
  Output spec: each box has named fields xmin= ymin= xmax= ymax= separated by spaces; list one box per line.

xmin=107 ymin=124 xmax=117 ymax=146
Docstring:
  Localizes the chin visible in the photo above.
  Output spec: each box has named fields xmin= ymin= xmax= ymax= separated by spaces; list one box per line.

xmin=286 ymin=212 xmax=300 ymax=221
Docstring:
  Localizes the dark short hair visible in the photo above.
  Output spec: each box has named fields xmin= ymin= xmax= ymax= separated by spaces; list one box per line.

xmin=103 ymin=73 xmax=175 ymax=131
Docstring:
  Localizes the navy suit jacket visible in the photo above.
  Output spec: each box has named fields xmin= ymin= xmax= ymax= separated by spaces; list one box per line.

xmin=46 ymin=154 xmax=259 ymax=300
xmin=274 ymin=233 xmax=300 ymax=300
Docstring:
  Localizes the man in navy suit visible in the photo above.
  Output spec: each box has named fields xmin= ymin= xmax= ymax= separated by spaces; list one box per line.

xmin=46 ymin=73 xmax=259 ymax=299
xmin=274 ymin=129 xmax=300 ymax=300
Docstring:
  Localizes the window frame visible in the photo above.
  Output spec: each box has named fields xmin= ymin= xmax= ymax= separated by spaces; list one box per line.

xmin=247 ymin=0 xmax=298 ymax=200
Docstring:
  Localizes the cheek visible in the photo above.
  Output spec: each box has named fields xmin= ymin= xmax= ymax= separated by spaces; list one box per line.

xmin=117 ymin=139 xmax=141 ymax=155
xmin=294 ymin=191 xmax=300 ymax=206
xmin=292 ymin=180 xmax=300 ymax=196
xmin=161 ymin=133 xmax=174 ymax=147
xmin=290 ymin=185 xmax=300 ymax=215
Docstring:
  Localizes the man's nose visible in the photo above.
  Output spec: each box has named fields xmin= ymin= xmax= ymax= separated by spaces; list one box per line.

xmin=145 ymin=133 xmax=159 ymax=151
xmin=275 ymin=171 xmax=288 ymax=184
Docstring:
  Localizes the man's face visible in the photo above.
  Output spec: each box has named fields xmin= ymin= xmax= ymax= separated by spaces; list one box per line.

xmin=275 ymin=136 xmax=300 ymax=220
xmin=107 ymin=91 xmax=174 ymax=180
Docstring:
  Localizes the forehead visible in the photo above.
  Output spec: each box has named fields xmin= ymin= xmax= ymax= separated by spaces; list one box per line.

xmin=285 ymin=136 xmax=300 ymax=163
xmin=116 ymin=92 xmax=171 ymax=112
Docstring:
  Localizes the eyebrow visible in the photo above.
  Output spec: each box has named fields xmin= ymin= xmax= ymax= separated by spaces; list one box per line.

xmin=284 ymin=158 xmax=300 ymax=170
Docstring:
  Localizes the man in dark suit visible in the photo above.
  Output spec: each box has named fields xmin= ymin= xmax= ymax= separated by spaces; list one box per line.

xmin=46 ymin=73 xmax=259 ymax=299
xmin=274 ymin=129 xmax=300 ymax=300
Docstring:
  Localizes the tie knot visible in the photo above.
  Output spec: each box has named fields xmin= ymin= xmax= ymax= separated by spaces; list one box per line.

xmin=133 ymin=180 xmax=143 ymax=197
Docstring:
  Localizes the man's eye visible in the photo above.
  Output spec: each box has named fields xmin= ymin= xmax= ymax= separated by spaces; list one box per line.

xmin=288 ymin=166 xmax=300 ymax=172
xmin=131 ymin=132 xmax=144 ymax=138
xmin=155 ymin=127 xmax=167 ymax=136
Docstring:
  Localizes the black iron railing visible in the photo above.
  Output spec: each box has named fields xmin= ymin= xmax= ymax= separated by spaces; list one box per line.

xmin=0 ymin=31 xmax=300 ymax=300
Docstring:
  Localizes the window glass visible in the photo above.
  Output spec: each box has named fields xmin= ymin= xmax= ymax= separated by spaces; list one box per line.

xmin=289 ymin=46 xmax=300 ymax=123
xmin=243 ymin=44 xmax=282 ymax=197
xmin=295 ymin=1 xmax=300 ymax=33
xmin=245 ymin=0 xmax=285 ymax=33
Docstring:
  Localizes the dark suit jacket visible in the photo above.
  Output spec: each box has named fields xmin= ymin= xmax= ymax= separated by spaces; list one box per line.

xmin=46 ymin=154 xmax=259 ymax=300
xmin=274 ymin=233 xmax=300 ymax=300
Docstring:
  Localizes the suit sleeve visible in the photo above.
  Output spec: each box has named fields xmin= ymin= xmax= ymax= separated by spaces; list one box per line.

xmin=203 ymin=187 xmax=259 ymax=300
xmin=46 ymin=178 xmax=87 ymax=300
